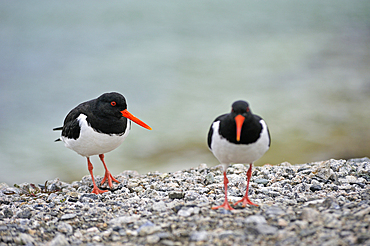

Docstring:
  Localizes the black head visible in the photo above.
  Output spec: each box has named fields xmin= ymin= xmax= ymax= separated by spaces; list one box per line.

xmin=231 ymin=100 xmax=251 ymax=117
xmin=231 ymin=100 xmax=252 ymax=142
xmin=95 ymin=92 xmax=152 ymax=130
xmin=95 ymin=92 xmax=128 ymax=118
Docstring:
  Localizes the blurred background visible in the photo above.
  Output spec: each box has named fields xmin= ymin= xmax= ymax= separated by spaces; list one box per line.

xmin=1 ymin=1 xmax=370 ymax=185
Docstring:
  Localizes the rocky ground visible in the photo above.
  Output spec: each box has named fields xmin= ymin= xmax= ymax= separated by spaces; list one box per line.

xmin=0 ymin=158 xmax=369 ymax=246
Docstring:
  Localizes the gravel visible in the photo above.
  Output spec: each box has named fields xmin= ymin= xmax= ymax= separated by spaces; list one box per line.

xmin=0 ymin=157 xmax=369 ymax=245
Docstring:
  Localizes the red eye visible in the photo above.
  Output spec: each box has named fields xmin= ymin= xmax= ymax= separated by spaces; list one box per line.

xmin=111 ymin=101 xmax=116 ymax=106
xmin=246 ymin=107 xmax=250 ymax=112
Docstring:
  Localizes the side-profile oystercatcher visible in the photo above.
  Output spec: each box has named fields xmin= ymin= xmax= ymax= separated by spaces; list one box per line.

xmin=207 ymin=100 xmax=270 ymax=210
xmin=53 ymin=92 xmax=152 ymax=194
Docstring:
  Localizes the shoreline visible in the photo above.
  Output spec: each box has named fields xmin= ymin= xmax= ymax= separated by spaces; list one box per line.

xmin=0 ymin=158 xmax=369 ymax=245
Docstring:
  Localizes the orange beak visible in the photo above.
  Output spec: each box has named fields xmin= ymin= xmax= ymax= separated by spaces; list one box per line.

xmin=120 ymin=109 xmax=152 ymax=130
xmin=235 ymin=115 xmax=245 ymax=142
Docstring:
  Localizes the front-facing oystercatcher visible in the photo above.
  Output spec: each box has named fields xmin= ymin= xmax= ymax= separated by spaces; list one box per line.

xmin=207 ymin=100 xmax=270 ymax=210
xmin=53 ymin=92 xmax=152 ymax=194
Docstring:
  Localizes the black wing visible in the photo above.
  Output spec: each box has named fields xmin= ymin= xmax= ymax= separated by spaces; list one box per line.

xmin=246 ymin=115 xmax=271 ymax=146
xmin=61 ymin=117 xmax=80 ymax=140
xmin=53 ymin=100 xmax=93 ymax=141
xmin=257 ymin=116 xmax=271 ymax=147
xmin=207 ymin=114 xmax=227 ymax=150
xmin=207 ymin=124 xmax=213 ymax=150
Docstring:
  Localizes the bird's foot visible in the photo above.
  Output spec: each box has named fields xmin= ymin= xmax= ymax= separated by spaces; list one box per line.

xmin=212 ymin=199 xmax=235 ymax=210
xmin=91 ymin=186 xmax=109 ymax=194
xmin=234 ymin=196 xmax=258 ymax=207
xmin=100 ymin=171 xmax=120 ymax=188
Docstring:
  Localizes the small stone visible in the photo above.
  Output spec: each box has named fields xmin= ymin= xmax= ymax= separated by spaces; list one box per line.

xmin=155 ymin=232 xmax=173 ymax=239
xmin=160 ymin=173 xmax=169 ymax=179
xmin=232 ymin=164 xmax=245 ymax=169
xmin=144 ymin=188 xmax=159 ymax=197
xmin=218 ymin=208 xmax=233 ymax=215
xmin=57 ymin=222 xmax=73 ymax=234
xmin=86 ymin=227 xmax=100 ymax=233
xmin=134 ymin=186 xmax=144 ymax=193
xmin=60 ymin=213 xmax=77 ymax=220
xmin=255 ymin=178 xmax=269 ymax=185
xmin=177 ymin=207 xmax=199 ymax=217
xmin=279 ymin=162 xmax=292 ymax=167
xmin=47 ymin=193 xmax=58 ymax=202
xmin=178 ymin=209 xmax=191 ymax=217
xmin=2 ymin=208 xmax=13 ymax=218
xmin=357 ymin=234 xmax=370 ymax=244
xmin=277 ymin=218 xmax=288 ymax=227
xmin=227 ymin=167 xmax=236 ymax=174
xmin=354 ymin=206 xmax=370 ymax=218
xmin=79 ymin=193 xmax=98 ymax=203
xmin=325 ymin=217 xmax=341 ymax=228
xmin=190 ymin=230 xmax=208 ymax=241
xmin=127 ymin=182 xmax=139 ymax=188
xmin=322 ymin=197 xmax=340 ymax=209
xmin=66 ymin=192 xmax=79 ymax=202
xmin=185 ymin=191 xmax=200 ymax=201
xmin=310 ymin=184 xmax=322 ymax=192
xmin=152 ymin=201 xmax=167 ymax=211
xmin=1 ymin=187 xmax=19 ymax=195
xmin=346 ymin=175 xmax=358 ymax=183
xmin=108 ymin=215 xmax=141 ymax=226
xmin=204 ymin=172 xmax=215 ymax=185
xmin=255 ymin=223 xmax=278 ymax=235
xmin=48 ymin=233 xmax=69 ymax=246
xmin=265 ymin=206 xmax=285 ymax=218
xmin=16 ymin=209 xmax=32 ymax=219
xmin=161 ymin=240 xmax=176 ymax=246
xmin=299 ymin=228 xmax=317 ymax=237
xmin=126 ymin=229 xmax=138 ymax=237
xmin=16 ymin=233 xmax=35 ymax=245
xmin=140 ymin=225 xmax=162 ymax=235
xmin=219 ymin=230 xmax=235 ymax=239
xmin=301 ymin=208 xmax=320 ymax=223
xmin=169 ymin=191 xmax=185 ymax=199
xmin=138 ymin=221 xmax=162 ymax=236
xmin=167 ymin=182 xmax=179 ymax=188
xmin=92 ymin=235 xmax=101 ymax=242
xmin=313 ymin=160 xmax=334 ymax=181
xmin=147 ymin=235 xmax=160 ymax=244
xmin=245 ymin=215 xmax=267 ymax=224
xmin=101 ymin=228 xmax=113 ymax=238
xmin=199 ymin=163 xmax=208 ymax=169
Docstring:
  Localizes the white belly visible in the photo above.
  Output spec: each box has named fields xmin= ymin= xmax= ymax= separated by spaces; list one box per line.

xmin=61 ymin=114 xmax=130 ymax=157
xmin=211 ymin=120 xmax=269 ymax=165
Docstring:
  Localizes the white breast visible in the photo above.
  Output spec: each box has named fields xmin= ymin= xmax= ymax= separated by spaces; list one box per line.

xmin=210 ymin=120 xmax=269 ymax=165
xmin=61 ymin=114 xmax=130 ymax=157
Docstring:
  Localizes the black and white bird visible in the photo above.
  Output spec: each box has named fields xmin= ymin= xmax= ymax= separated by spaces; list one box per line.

xmin=53 ymin=92 xmax=152 ymax=194
xmin=207 ymin=100 xmax=270 ymax=210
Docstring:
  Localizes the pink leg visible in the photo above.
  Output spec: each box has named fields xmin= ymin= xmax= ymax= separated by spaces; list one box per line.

xmin=212 ymin=171 xmax=234 ymax=210
xmin=99 ymin=154 xmax=119 ymax=188
xmin=87 ymin=157 xmax=108 ymax=194
xmin=234 ymin=163 xmax=258 ymax=207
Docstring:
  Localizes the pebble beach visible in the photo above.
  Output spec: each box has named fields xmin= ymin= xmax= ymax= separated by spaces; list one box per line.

xmin=1 ymin=158 xmax=369 ymax=245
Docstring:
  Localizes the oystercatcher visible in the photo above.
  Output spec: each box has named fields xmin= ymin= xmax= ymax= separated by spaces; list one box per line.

xmin=207 ymin=100 xmax=270 ymax=210
xmin=53 ymin=92 xmax=152 ymax=194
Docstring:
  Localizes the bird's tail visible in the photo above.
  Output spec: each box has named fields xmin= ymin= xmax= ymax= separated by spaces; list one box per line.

xmin=53 ymin=126 xmax=63 ymax=142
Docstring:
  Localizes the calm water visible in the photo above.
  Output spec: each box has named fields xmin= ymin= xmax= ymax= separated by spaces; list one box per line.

xmin=1 ymin=1 xmax=370 ymax=184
